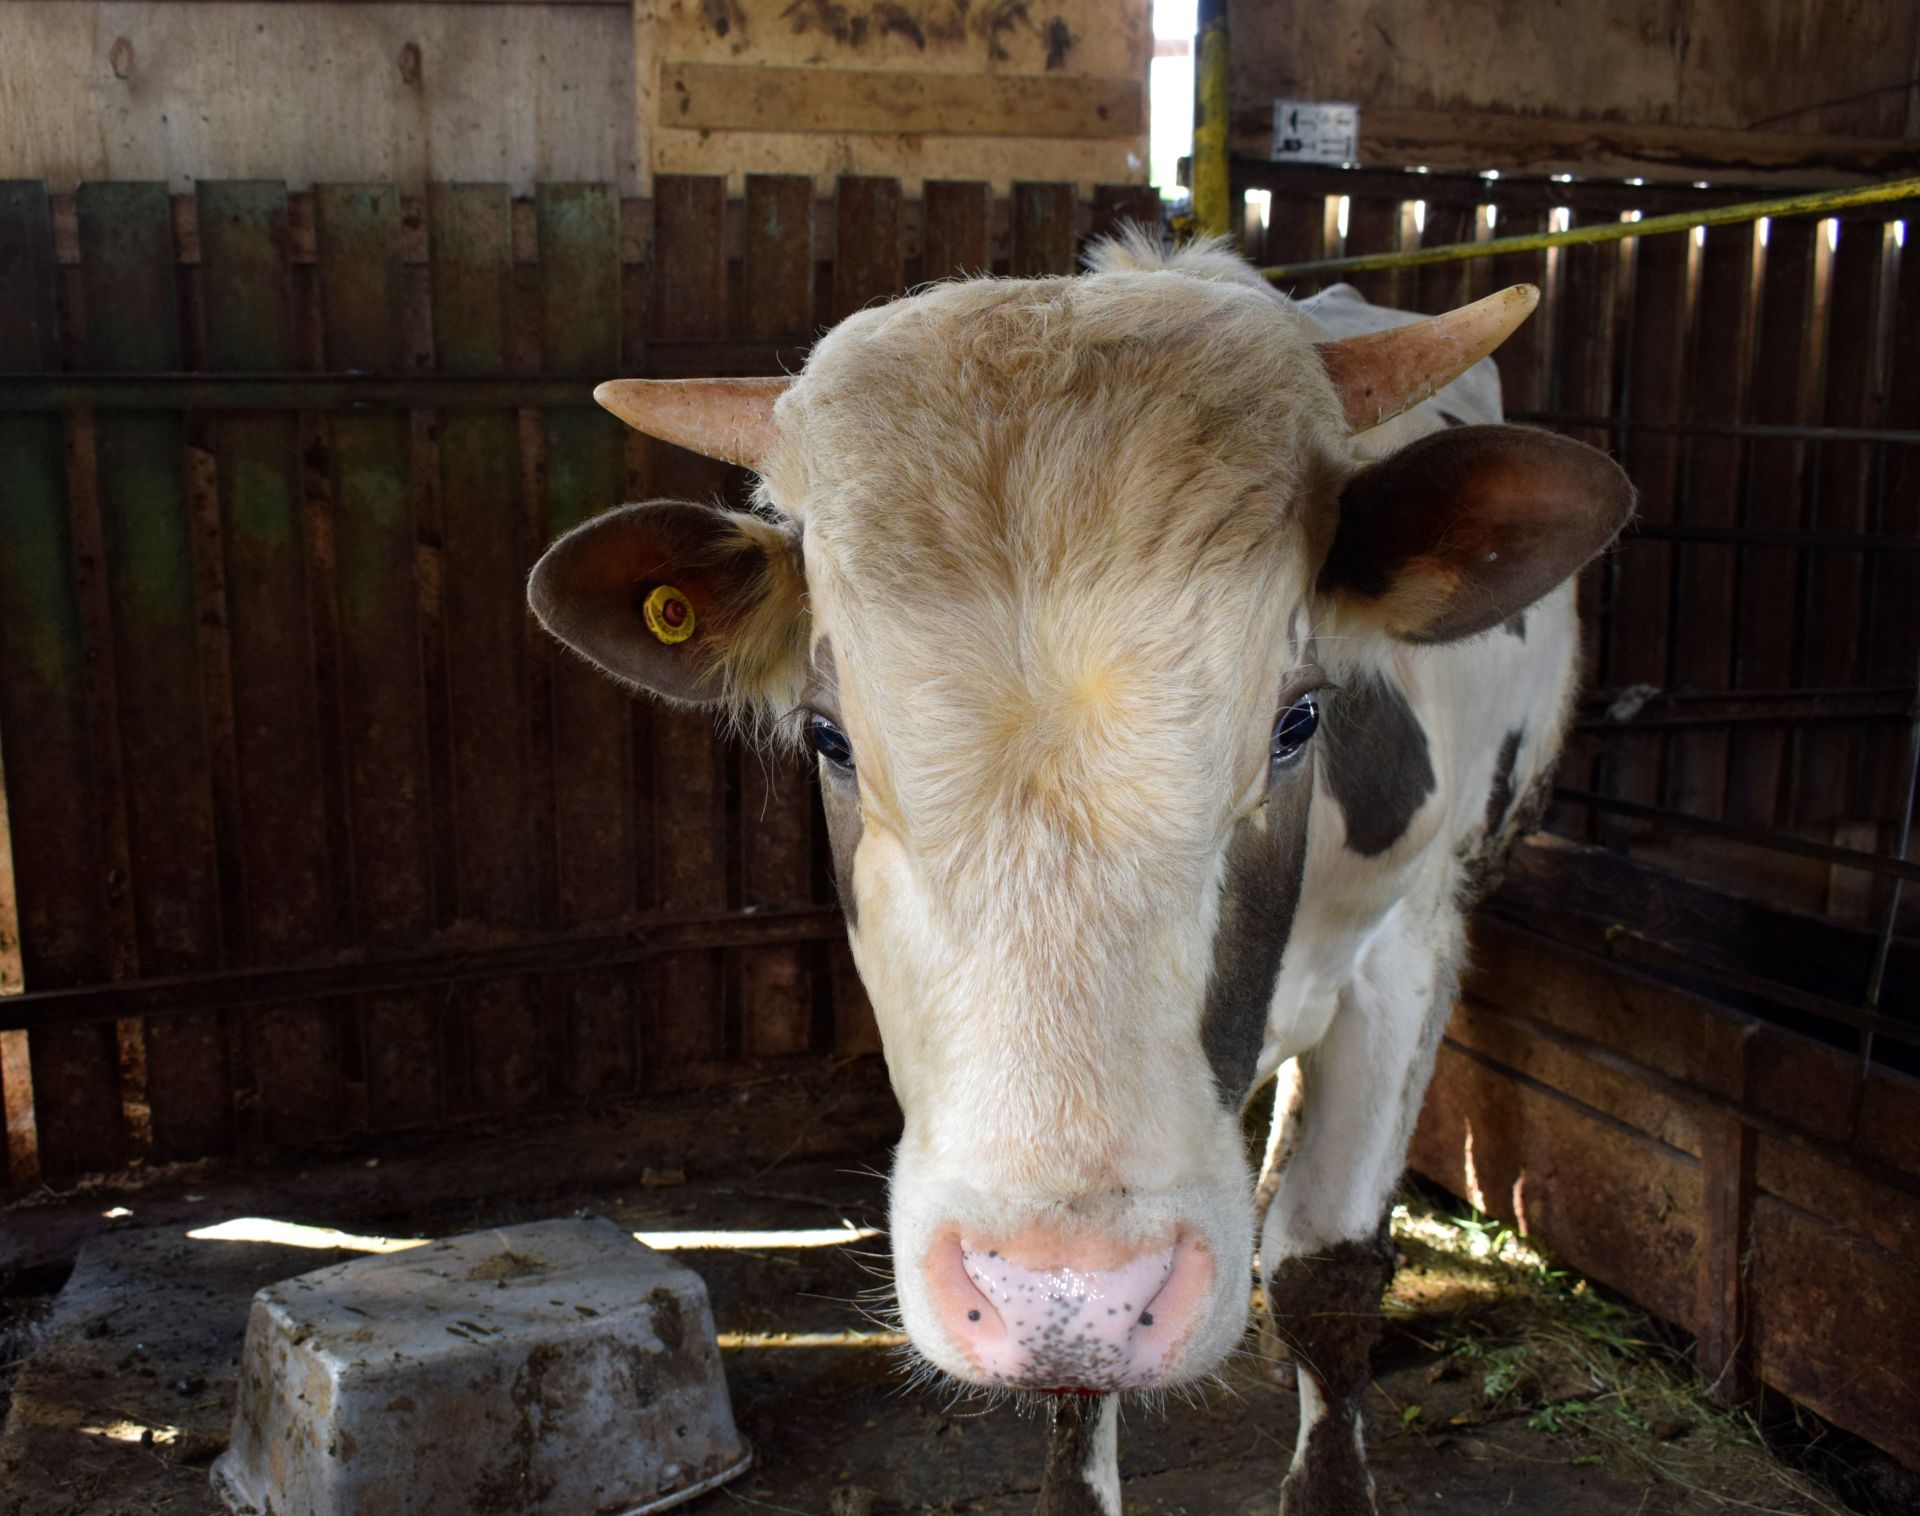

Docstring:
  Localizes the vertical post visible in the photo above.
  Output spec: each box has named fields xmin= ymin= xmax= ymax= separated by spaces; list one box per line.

xmin=1697 ymin=1018 xmax=1757 ymax=1404
xmin=1191 ymin=0 xmax=1231 ymax=241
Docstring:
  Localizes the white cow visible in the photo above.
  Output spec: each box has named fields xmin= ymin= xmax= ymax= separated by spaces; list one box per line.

xmin=529 ymin=237 xmax=1630 ymax=1514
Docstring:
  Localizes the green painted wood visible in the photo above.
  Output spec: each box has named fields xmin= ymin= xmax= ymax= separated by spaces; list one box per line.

xmin=77 ymin=181 xmax=230 ymax=1163
xmin=0 ymin=181 xmax=121 ymax=1178
xmin=430 ymin=183 xmax=540 ymax=1110
xmin=197 ymin=180 xmax=340 ymax=1146
xmin=314 ymin=184 xmax=439 ymax=1127
xmin=537 ymin=183 xmax=638 ymax=1096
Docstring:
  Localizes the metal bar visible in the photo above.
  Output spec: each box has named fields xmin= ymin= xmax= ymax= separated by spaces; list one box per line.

xmin=1511 ymin=411 xmax=1920 ymax=446
xmin=1260 ymin=175 xmax=1920 ymax=281
xmin=1577 ymin=686 xmax=1916 ymax=729
xmin=1555 ymin=789 xmax=1920 ymax=884
xmin=1233 ymin=159 xmax=1790 ymax=215
xmin=0 ymin=907 xmax=846 ymax=1033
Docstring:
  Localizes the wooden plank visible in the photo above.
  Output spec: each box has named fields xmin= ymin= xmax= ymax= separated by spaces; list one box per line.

xmin=1412 ymin=197 xmax=1474 ymax=316
xmin=537 ymin=183 xmax=638 ymax=1098
xmin=0 ymin=181 xmax=121 ymax=1179
xmin=1487 ymin=207 xmax=1549 ymax=412
xmin=648 ymin=175 xmax=733 ymax=1085
xmin=1229 ymin=106 xmax=1920 ymax=189
xmin=1604 ymin=229 xmax=1691 ymax=835
xmin=1410 ymin=1038 xmax=1705 ymax=1332
xmin=314 ymin=184 xmax=439 ymax=1129
xmin=924 ymin=180 xmax=992 ymax=282
xmin=1011 ymin=182 xmax=1075 ymax=277
xmin=1864 ymin=199 xmax=1920 ymax=817
xmin=658 ymin=64 xmax=1143 ymax=140
xmin=1725 ymin=219 xmax=1817 ymax=828
xmin=1694 ymin=1020 xmax=1756 ymax=1402
xmin=1750 ymin=1197 xmax=1920 ymax=1472
xmin=196 ymin=180 xmax=340 ymax=1148
xmin=1262 ymin=190 xmax=1328 ymax=301
xmin=1667 ymin=222 xmax=1755 ymax=821
xmin=430 ymin=183 xmax=541 ymax=1112
xmin=76 ymin=182 xmax=230 ymax=1164
xmin=739 ymin=174 xmax=817 ymax=1060
xmin=1792 ymin=217 xmax=1886 ymax=828
xmin=833 ymin=177 xmax=904 ymax=321
xmin=1342 ymin=194 xmax=1405 ymax=310
xmin=1090 ymin=183 xmax=1160 ymax=248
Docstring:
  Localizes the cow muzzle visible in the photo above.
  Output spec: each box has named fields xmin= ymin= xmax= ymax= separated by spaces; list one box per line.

xmin=921 ymin=1225 xmax=1216 ymax=1392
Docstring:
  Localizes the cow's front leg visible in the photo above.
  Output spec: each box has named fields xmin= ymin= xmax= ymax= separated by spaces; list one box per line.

xmin=1263 ymin=923 xmax=1459 ymax=1515
xmin=1035 ymin=1393 xmax=1119 ymax=1515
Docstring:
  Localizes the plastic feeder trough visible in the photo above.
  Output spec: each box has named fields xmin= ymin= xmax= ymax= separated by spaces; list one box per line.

xmin=211 ymin=1217 xmax=751 ymax=1515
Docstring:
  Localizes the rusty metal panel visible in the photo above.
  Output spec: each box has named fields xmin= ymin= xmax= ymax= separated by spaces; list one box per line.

xmin=536 ymin=182 xmax=640 ymax=1098
xmin=77 ymin=181 xmax=232 ymax=1163
xmin=0 ymin=181 xmax=122 ymax=1180
xmin=197 ymin=180 xmax=342 ymax=1148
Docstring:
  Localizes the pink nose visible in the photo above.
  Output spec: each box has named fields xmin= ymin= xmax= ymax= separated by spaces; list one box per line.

xmin=925 ymin=1230 xmax=1213 ymax=1390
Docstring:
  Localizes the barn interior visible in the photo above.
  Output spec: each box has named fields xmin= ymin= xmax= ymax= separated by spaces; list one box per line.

xmin=1 ymin=1 xmax=1918 ymax=1513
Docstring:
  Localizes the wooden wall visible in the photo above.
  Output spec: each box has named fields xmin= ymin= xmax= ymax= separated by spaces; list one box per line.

xmin=0 ymin=0 xmax=1151 ymax=196
xmin=0 ymin=174 xmax=1162 ymax=1188
xmin=1231 ymin=0 xmax=1920 ymax=184
xmin=0 ymin=1 xmax=637 ymax=192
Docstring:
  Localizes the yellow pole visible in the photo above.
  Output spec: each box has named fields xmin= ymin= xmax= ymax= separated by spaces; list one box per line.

xmin=1191 ymin=0 xmax=1231 ymax=240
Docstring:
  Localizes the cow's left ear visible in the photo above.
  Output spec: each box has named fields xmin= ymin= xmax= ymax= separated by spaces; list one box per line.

xmin=528 ymin=499 xmax=808 ymax=717
xmin=1316 ymin=424 xmax=1634 ymax=643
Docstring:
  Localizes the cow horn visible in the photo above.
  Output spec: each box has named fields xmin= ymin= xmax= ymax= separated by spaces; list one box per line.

xmin=1316 ymin=284 xmax=1540 ymax=433
xmin=592 ymin=377 xmax=792 ymax=469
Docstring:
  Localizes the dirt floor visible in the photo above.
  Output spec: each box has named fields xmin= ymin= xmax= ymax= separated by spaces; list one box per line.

xmin=0 ymin=1108 xmax=1862 ymax=1516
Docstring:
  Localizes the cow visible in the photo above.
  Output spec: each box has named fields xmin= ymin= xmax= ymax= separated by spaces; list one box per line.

xmin=527 ymin=235 xmax=1632 ymax=1514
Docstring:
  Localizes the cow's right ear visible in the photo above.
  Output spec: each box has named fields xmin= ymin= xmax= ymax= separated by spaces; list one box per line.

xmin=528 ymin=500 xmax=808 ymax=715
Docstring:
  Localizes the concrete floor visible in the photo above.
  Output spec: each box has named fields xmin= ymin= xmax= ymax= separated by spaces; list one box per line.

xmin=0 ymin=1145 xmax=1849 ymax=1516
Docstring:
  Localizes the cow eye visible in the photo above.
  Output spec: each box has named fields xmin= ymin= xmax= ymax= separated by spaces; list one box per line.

xmin=1270 ymin=694 xmax=1319 ymax=766
xmin=808 ymin=713 xmax=855 ymax=771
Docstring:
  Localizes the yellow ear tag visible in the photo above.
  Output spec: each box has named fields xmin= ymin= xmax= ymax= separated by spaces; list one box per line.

xmin=641 ymin=584 xmax=697 ymax=645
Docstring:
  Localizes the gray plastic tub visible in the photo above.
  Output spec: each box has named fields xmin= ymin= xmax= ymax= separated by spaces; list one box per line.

xmin=210 ymin=1217 xmax=751 ymax=1515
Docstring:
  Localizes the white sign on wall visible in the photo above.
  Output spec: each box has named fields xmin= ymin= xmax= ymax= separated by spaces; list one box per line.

xmin=1271 ymin=100 xmax=1360 ymax=165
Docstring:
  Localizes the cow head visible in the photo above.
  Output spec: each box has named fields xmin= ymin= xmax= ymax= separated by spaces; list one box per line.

xmin=529 ymin=242 xmax=1630 ymax=1396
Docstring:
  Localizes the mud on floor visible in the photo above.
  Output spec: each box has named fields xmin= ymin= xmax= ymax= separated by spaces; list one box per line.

xmin=0 ymin=1158 xmax=1859 ymax=1515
